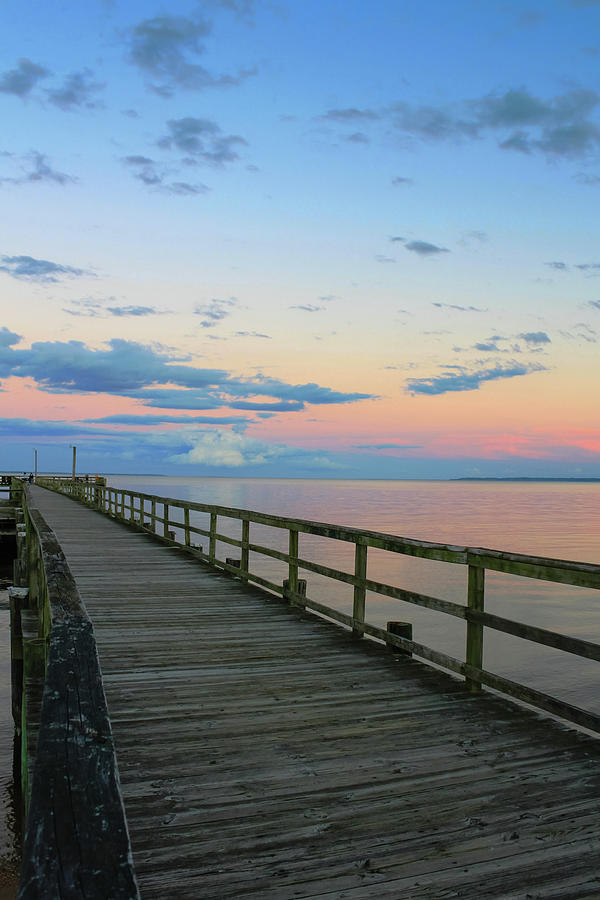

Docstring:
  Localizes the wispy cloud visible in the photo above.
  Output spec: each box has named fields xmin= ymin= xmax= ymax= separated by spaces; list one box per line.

xmin=405 ymin=240 xmax=450 ymax=256
xmin=0 ymin=151 xmax=76 ymax=187
xmin=121 ymin=155 xmax=209 ymax=195
xmin=235 ymin=331 xmax=271 ymax=338
xmin=0 ymin=254 xmax=90 ymax=282
xmin=320 ymin=107 xmax=380 ymax=122
xmin=46 ymin=69 xmax=104 ymax=111
xmin=433 ymin=302 xmax=486 ymax=311
xmin=158 ymin=117 xmax=247 ymax=166
xmin=519 ymin=331 xmax=551 ymax=344
xmin=194 ymin=297 xmax=237 ymax=327
xmin=289 ymin=304 xmax=325 ymax=312
xmin=353 ymin=442 xmax=423 ymax=450
xmin=406 ymin=362 xmax=546 ymax=395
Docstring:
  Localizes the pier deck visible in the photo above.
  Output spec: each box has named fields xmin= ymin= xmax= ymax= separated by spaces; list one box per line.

xmin=28 ymin=485 xmax=600 ymax=899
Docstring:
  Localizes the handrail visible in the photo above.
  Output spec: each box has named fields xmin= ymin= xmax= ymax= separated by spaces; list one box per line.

xmin=16 ymin=482 xmax=139 ymax=899
xmin=37 ymin=476 xmax=600 ymax=735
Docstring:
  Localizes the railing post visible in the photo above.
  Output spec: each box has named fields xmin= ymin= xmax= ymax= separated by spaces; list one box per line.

xmin=209 ymin=513 xmax=217 ymax=563
xmin=163 ymin=503 xmax=169 ymax=539
xmin=184 ymin=507 xmax=191 ymax=548
xmin=151 ymin=498 xmax=156 ymax=533
xmin=353 ymin=540 xmax=367 ymax=638
xmin=241 ymin=519 xmax=250 ymax=583
xmin=286 ymin=529 xmax=299 ymax=602
xmin=466 ymin=563 xmax=485 ymax=692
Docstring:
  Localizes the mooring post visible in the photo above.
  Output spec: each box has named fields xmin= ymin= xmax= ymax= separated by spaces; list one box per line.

xmin=466 ymin=563 xmax=485 ymax=692
xmin=387 ymin=621 xmax=413 ymax=655
xmin=352 ymin=541 xmax=367 ymax=638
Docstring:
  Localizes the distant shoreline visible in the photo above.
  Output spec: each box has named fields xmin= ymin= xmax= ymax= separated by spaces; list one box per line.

xmin=452 ymin=477 xmax=600 ymax=483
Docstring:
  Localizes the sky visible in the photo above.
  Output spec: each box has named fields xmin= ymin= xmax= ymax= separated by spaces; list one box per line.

xmin=1 ymin=0 xmax=599 ymax=478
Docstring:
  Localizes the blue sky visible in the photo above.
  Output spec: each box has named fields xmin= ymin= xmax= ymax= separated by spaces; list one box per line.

xmin=1 ymin=0 xmax=599 ymax=476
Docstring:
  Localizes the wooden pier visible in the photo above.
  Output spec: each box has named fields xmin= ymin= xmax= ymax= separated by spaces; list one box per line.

xmin=10 ymin=479 xmax=600 ymax=898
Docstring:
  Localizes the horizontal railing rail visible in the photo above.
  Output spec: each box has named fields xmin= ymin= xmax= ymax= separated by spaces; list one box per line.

xmin=37 ymin=476 xmax=600 ymax=735
xmin=17 ymin=482 xmax=139 ymax=899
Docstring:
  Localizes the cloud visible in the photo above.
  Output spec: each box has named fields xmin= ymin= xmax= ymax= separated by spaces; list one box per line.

xmin=589 ymin=300 xmax=600 ymax=310
xmin=375 ymin=254 xmax=395 ymax=263
xmin=289 ymin=304 xmax=325 ymax=312
xmin=0 ymin=333 xmax=374 ymax=412
xmin=46 ymin=69 xmax=104 ymax=111
xmin=195 ymin=297 xmax=237 ymax=327
xmin=519 ymin=331 xmax=551 ymax=344
xmin=64 ymin=299 xmax=166 ymax=318
xmin=390 ymin=87 xmax=600 ymax=159
xmin=391 ymin=176 xmax=413 ymax=186
xmin=105 ymin=305 xmax=162 ymax=317
xmin=158 ymin=117 xmax=247 ymax=165
xmin=234 ymin=331 xmax=271 ymax=338
xmin=167 ymin=428 xmax=342 ymax=470
xmin=83 ymin=414 xmax=250 ymax=425
xmin=474 ymin=342 xmax=500 ymax=351
xmin=574 ymin=262 xmax=600 ymax=271
xmin=560 ymin=323 xmax=598 ymax=343
xmin=121 ymin=155 xmax=209 ymax=194
xmin=353 ymin=443 xmax=423 ymax=450
xmin=344 ymin=132 xmax=370 ymax=144
xmin=0 ymin=151 xmax=76 ymax=186
xmin=127 ymin=14 xmax=256 ymax=97
xmin=229 ymin=400 xmax=303 ymax=411
xmin=406 ymin=362 xmax=546 ymax=395
xmin=0 ymin=417 xmax=101 ymax=437
xmin=320 ymin=108 xmax=380 ymax=122
xmin=0 ymin=254 xmax=89 ymax=282
xmin=0 ymin=58 xmax=50 ymax=98
xmin=545 ymin=261 xmax=569 ymax=270
xmin=432 ymin=302 xmax=485 ymax=311
xmin=406 ymin=241 xmax=450 ymax=256
xmin=574 ymin=172 xmax=600 ymax=184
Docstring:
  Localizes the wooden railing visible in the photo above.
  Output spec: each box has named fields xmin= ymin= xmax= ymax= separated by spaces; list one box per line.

xmin=37 ymin=476 xmax=600 ymax=735
xmin=14 ymin=481 xmax=139 ymax=898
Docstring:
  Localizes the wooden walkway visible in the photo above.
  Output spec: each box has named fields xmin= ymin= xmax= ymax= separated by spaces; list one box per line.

xmin=29 ymin=486 xmax=600 ymax=899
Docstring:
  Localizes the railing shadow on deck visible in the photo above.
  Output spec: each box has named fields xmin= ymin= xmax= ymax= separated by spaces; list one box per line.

xmin=38 ymin=475 xmax=600 ymax=737
xmin=13 ymin=481 xmax=139 ymax=899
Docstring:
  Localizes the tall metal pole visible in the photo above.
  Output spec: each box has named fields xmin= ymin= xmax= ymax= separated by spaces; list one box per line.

xmin=34 ymin=449 xmax=37 ymax=481
xmin=72 ymin=445 xmax=77 ymax=481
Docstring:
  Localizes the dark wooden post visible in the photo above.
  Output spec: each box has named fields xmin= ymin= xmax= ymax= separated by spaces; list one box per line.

xmin=287 ymin=529 xmax=299 ymax=601
xmin=352 ymin=541 xmax=367 ymax=638
xmin=209 ymin=513 xmax=217 ymax=563
xmin=241 ymin=519 xmax=250 ymax=583
xmin=184 ymin=507 xmax=191 ymax=548
xmin=466 ymin=563 xmax=485 ymax=692
xmin=387 ymin=621 xmax=413 ymax=655
xmin=163 ymin=504 xmax=169 ymax=538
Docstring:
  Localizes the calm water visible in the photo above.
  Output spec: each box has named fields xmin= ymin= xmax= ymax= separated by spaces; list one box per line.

xmin=1 ymin=478 xmax=599 ymax=886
